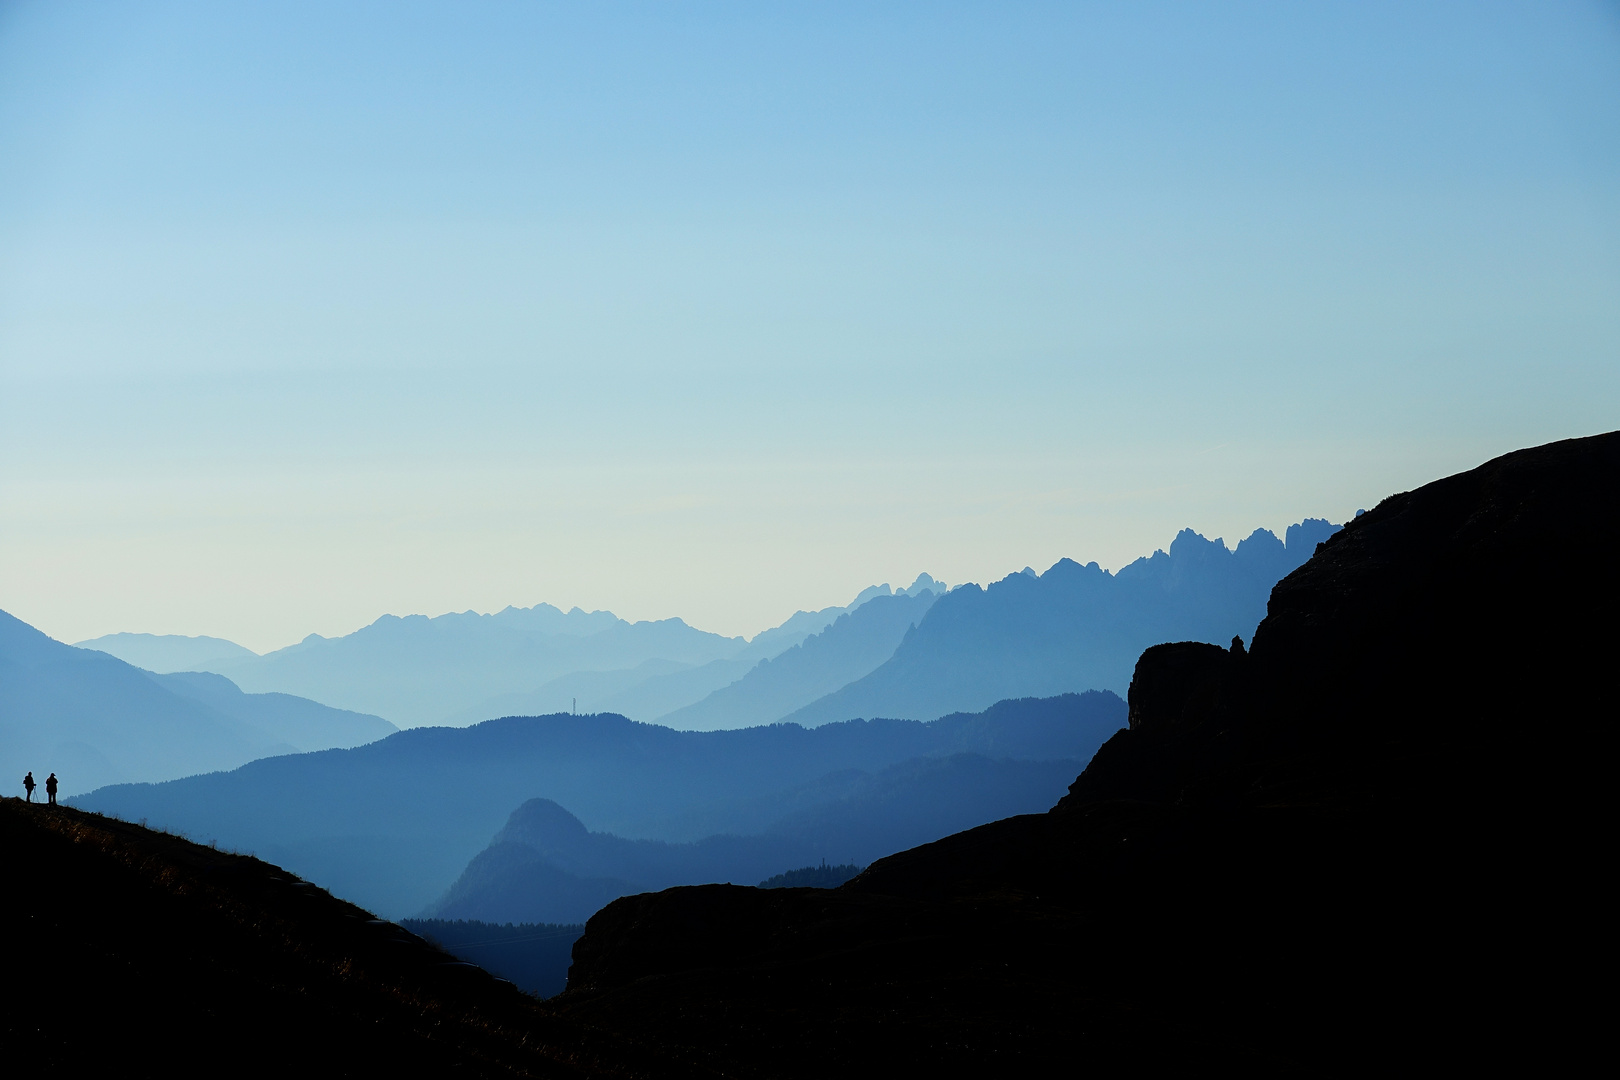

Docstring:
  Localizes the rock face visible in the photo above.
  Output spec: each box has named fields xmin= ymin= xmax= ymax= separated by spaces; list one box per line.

xmin=555 ymin=432 xmax=1618 ymax=1075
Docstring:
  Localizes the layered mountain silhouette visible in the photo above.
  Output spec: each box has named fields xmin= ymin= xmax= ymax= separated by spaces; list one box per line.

xmin=75 ymin=692 xmax=1124 ymax=917
xmin=89 ymin=580 xmax=939 ymax=728
xmin=551 ymin=433 xmax=1616 ymax=1074
xmin=73 ymin=524 xmax=1336 ymax=737
xmin=782 ymin=519 xmax=1337 ymax=726
xmin=655 ymin=589 xmax=940 ymax=730
xmin=192 ymin=604 xmax=751 ymax=727
xmin=1 ymin=610 xmax=395 ymax=795
xmin=74 ymin=631 xmax=260 ymax=672
xmin=423 ymin=751 xmax=1082 ymax=924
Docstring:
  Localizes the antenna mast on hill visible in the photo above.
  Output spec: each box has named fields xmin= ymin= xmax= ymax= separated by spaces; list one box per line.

xmin=573 ymin=697 xmax=576 ymax=715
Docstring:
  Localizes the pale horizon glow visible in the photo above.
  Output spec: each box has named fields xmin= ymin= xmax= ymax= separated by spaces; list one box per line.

xmin=3 ymin=2 xmax=1617 ymax=653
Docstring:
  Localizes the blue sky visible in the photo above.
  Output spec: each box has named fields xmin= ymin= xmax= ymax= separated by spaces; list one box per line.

xmin=2 ymin=1 xmax=1617 ymax=650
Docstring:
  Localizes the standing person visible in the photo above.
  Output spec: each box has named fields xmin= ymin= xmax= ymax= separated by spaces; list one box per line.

xmin=23 ymin=772 xmax=35 ymax=802
xmin=45 ymin=773 xmax=57 ymax=807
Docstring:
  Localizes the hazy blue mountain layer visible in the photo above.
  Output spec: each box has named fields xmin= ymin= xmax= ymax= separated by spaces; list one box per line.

xmin=442 ymin=657 xmax=694 ymax=726
xmin=423 ymin=752 xmax=1081 ymax=925
xmin=2 ymin=609 xmax=396 ymax=795
xmin=74 ymin=692 xmax=1123 ymax=917
xmin=127 ymin=579 xmax=940 ymax=728
xmin=201 ymin=605 xmax=748 ymax=727
xmin=656 ymin=589 xmax=940 ymax=730
xmin=147 ymin=670 xmax=396 ymax=753
xmin=784 ymin=520 xmax=1339 ymax=726
xmin=75 ymin=631 xmax=260 ymax=673
xmin=595 ymin=576 xmax=948 ymax=724
xmin=440 ymin=597 xmax=870 ymax=727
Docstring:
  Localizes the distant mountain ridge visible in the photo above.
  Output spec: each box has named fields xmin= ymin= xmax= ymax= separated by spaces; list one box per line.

xmin=81 ymin=579 xmax=945 ymax=728
xmin=656 ymin=589 xmax=941 ymax=730
xmin=783 ymin=520 xmax=1338 ymax=726
xmin=73 ymin=632 xmax=260 ymax=673
xmin=203 ymin=606 xmax=748 ymax=727
xmin=74 ymin=692 xmax=1124 ymax=917
xmin=1 ymin=609 xmax=395 ymax=796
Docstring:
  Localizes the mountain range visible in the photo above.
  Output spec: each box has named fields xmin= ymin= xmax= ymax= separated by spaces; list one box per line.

xmin=74 ymin=521 xmax=1333 ymax=736
xmin=0 ymin=609 xmax=395 ymax=796
xmin=781 ymin=519 xmax=1338 ymax=726
xmin=11 ymin=433 xmax=1610 ymax=1074
xmin=74 ymin=692 xmax=1125 ymax=917
xmin=78 ymin=576 xmax=945 ymax=728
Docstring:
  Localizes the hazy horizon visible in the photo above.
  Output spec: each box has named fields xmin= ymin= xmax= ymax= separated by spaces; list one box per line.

xmin=3 ymin=2 xmax=1616 ymax=652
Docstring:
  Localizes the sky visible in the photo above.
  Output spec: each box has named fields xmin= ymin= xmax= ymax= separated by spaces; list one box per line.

xmin=1 ymin=1 xmax=1617 ymax=652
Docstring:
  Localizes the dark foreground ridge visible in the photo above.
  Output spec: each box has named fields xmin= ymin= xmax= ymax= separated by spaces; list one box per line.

xmin=555 ymin=432 xmax=1618 ymax=1075
xmin=0 ymin=799 xmax=692 ymax=1077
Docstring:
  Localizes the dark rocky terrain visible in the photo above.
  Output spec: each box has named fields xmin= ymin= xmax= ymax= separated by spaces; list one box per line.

xmin=553 ymin=432 xmax=1617 ymax=1075
xmin=0 ymin=798 xmax=689 ymax=1077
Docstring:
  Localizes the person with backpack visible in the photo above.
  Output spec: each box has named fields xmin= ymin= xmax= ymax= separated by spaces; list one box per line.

xmin=45 ymin=773 xmax=57 ymax=806
xmin=23 ymin=772 xmax=35 ymax=802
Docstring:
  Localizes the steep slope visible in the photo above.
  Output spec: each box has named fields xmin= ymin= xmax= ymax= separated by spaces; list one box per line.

xmin=657 ymin=590 xmax=940 ymax=730
xmin=0 ymin=799 xmax=669 ymax=1077
xmin=74 ymin=692 xmax=1124 ymax=917
xmin=784 ymin=519 xmax=1336 ymax=725
xmin=554 ymin=433 xmax=1616 ymax=1075
xmin=423 ymin=752 xmax=1081 ymax=924
xmin=1 ymin=610 xmax=390 ymax=795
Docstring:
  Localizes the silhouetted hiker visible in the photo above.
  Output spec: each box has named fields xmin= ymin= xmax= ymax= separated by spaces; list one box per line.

xmin=45 ymin=773 xmax=57 ymax=807
xmin=1231 ymin=635 xmax=1247 ymax=656
xmin=23 ymin=772 xmax=35 ymax=802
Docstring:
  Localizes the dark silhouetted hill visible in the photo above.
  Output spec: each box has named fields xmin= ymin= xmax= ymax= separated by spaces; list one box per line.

xmin=552 ymin=433 xmax=1616 ymax=1075
xmin=0 ymin=798 xmax=671 ymax=1076
xmin=656 ymin=589 xmax=940 ymax=729
xmin=783 ymin=519 xmax=1337 ymax=726
xmin=75 ymin=692 xmax=1123 ymax=917
xmin=422 ymin=752 xmax=1081 ymax=924
xmin=0 ymin=610 xmax=395 ymax=795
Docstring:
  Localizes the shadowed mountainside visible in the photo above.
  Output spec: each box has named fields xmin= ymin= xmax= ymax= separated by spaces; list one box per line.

xmin=0 ymin=611 xmax=395 ymax=795
xmin=783 ymin=519 xmax=1336 ymax=726
xmin=0 ymin=798 xmax=685 ymax=1077
xmin=553 ymin=433 xmax=1616 ymax=1075
xmin=403 ymin=919 xmax=587 ymax=999
xmin=423 ymin=752 xmax=1081 ymax=924
xmin=75 ymin=692 xmax=1124 ymax=917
